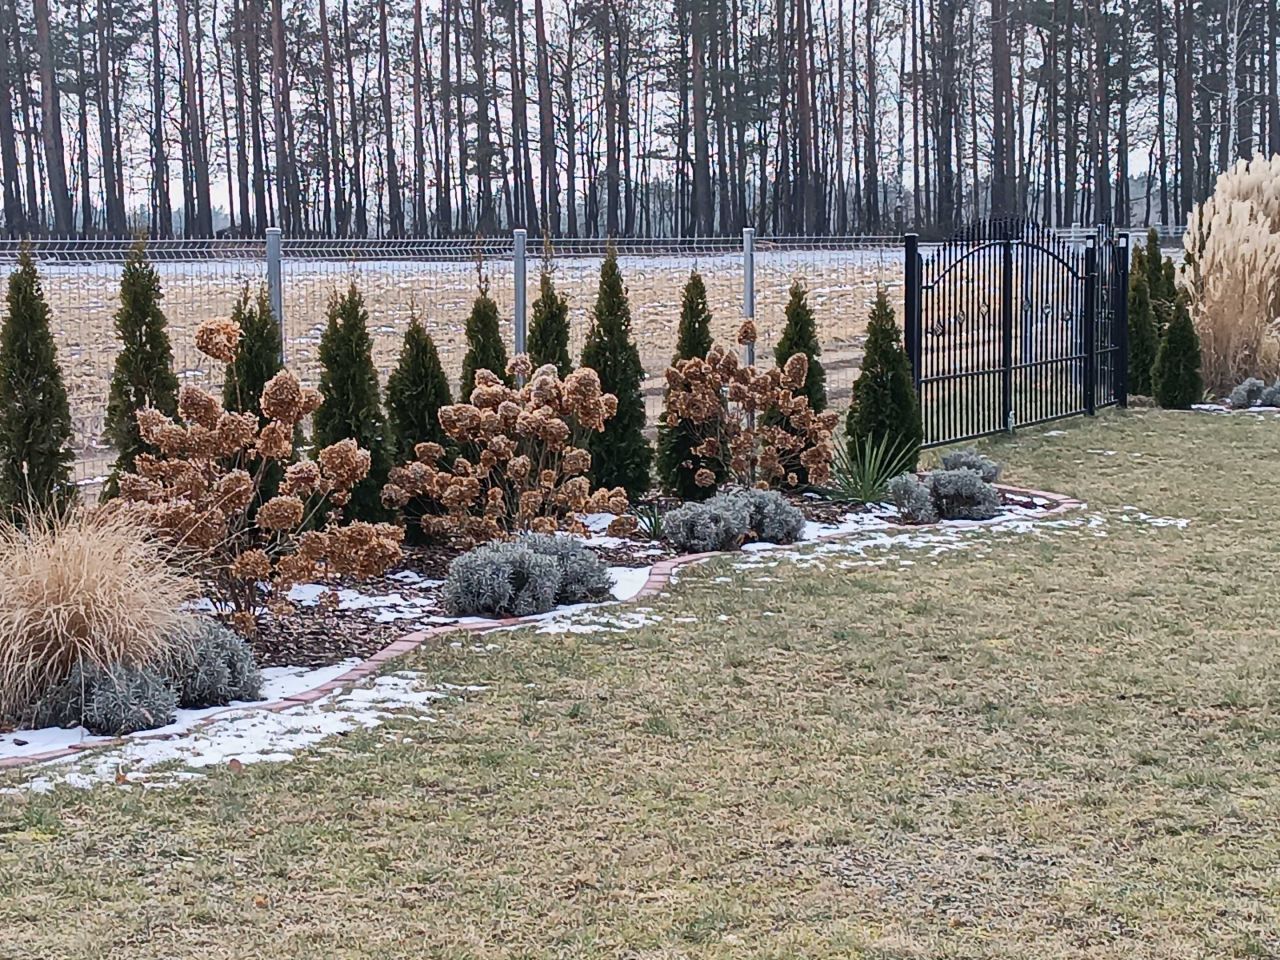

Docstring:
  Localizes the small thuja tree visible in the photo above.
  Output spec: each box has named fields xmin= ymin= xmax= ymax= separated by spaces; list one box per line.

xmin=313 ymin=283 xmax=392 ymax=520
xmin=103 ymin=240 xmax=179 ymax=497
xmin=1127 ymin=270 xmax=1158 ymax=396
xmin=460 ymin=278 xmax=511 ymax=398
xmin=526 ymin=269 xmax=572 ymax=377
xmin=0 ymin=250 xmax=75 ymax=514
xmin=775 ymin=280 xmax=827 ymax=412
xmin=581 ymin=247 xmax=652 ymax=497
xmin=845 ymin=288 xmax=922 ymax=471
xmin=1152 ymin=295 xmax=1203 ymax=409
xmin=657 ymin=270 xmax=723 ymax=499
xmin=223 ymin=286 xmax=282 ymax=418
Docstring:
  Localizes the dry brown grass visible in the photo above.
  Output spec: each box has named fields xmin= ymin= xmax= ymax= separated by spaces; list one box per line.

xmin=0 ymin=508 xmax=196 ymax=717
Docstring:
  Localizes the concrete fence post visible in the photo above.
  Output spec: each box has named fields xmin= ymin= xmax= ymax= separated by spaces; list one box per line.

xmin=265 ymin=227 xmax=284 ymax=364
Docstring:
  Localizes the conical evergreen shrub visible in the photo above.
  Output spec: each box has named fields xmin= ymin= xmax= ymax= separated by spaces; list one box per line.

xmin=775 ymin=280 xmax=826 ymax=412
xmin=386 ymin=315 xmax=452 ymax=461
xmin=526 ymin=270 xmax=572 ymax=377
xmin=657 ymin=270 xmax=723 ymax=499
xmin=223 ymin=286 xmax=282 ymax=420
xmin=581 ymin=247 xmax=651 ymax=497
xmin=0 ymin=249 xmax=75 ymax=515
xmin=1152 ymin=295 xmax=1203 ymax=410
xmin=103 ymin=240 xmax=179 ymax=498
xmin=223 ymin=286 xmax=289 ymax=504
xmin=385 ymin=315 xmax=453 ymax=544
xmin=845 ymin=289 xmax=922 ymax=471
xmin=460 ymin=289 xmax=511 ymax=398
xmin=313 ymin=283 xmax=392 ymax=520
xmin=1127 ymin=270 xmax=1158 ymax=397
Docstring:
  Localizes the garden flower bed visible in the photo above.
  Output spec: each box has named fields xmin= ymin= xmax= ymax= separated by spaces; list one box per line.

xmin=0 ymin=480 xmax=1079 ymax=776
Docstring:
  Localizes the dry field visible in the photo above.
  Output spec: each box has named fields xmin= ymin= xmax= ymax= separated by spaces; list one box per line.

xmin=28 ymin=243 xmax=903 ymax=481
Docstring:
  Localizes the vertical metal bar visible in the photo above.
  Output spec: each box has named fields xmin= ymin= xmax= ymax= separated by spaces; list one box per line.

xmin=742 ymin=227 xmax=756 ymax=368
xmin=1001 ymin=236 xmax=1014 ymax=432
xmin=266 ymin=227 xmax=284 ymax=364
xmin=1115 ymin=232 xmax=1130 ymax=408
xmin=513 ymin=229 xmax=528 ymax=375
xmin=903 ymin=233 xmax=920 ymax=390
xmin=1083 ymin=240 xmax=1098 ymax=416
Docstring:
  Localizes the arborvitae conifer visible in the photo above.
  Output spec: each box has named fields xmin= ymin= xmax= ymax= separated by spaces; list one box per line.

xmin=223 ymin=286 xmax=282 ymax=419
xmin=656 ymin=270 xmax=722 ymax=499
xmin=845 ymin=289 xmax=922 ymax=471
xmin=386 ymin=315 xmax=452 ymax=461
xmin=1152 ymin=295 xmax=1203 ymax=410
xmin=1126 ymin=271 xmax=1158 ymax=397
xmin=313 ymin=283 xmax=392 ymax=520
xmin=0 ymin=250 xmax=75 ymax=515
xmin=580 ymin=247 xmax=651 ymax=497
xmin=775 ymin=280 xmax=826 ymax=412
xmin=459 ymin=288 xmax=510 ymax=398
xmin=526 ymin=270 xmax=572 ymax=377
xmin=103 ymin=240 xmax=179 ymax=498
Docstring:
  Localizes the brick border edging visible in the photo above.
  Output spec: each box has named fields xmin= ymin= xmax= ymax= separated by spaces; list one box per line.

xmin=0 ymin=483 xmax=1083 ymax=772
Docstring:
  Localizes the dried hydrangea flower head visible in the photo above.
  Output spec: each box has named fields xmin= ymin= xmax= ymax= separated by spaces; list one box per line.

xmin=382 ymin=361 xmax=630 ymax=545
xmin=194 ymin=317 xmax=242 ymax=364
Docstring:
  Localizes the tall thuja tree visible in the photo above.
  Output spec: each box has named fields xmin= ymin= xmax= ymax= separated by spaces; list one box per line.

xmin=103 ymin=240 xmax=179 ymax=498
xmin=313 ymin=283 xmax=392 ymax=520
xmin=223 ymin=287 xmax=288 ymax=504
xmin=385 ymin=315 xmax=453 ymax=544
xmin=657 ymin=270 xmax=722 ymax=499
xmin=581 ymin=247 xmax=651 ymax=497
xmin=526 ymin=269 xmax=572 ymax=376
xmin=1152 ymin=295 xmax=1203 ymax=409
xmin=845 ymin=289 xmax=922 ymax=471
xmin=775 ymin=280 xmax=826 ymax=412
xmin=460 ymin=282 xmax=511 ymax=398
xmin=386 ymin=314 xmax=452 ymax=461
xmin=0 ymin=250 xmax=75 ymax=515
xmin=1127 ymin=270 xmax=1158 ymax=396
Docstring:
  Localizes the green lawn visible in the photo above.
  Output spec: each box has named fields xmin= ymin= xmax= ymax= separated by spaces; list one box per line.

xmin=2 ymin=408 xmax=1278 ymax=959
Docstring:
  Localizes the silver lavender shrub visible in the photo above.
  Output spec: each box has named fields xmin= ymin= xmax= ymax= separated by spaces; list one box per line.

xmin=33 ymin=661 xmax=177 ymax=736
xmin=928 ymin=468 xmax=1002 ymax=520
xmin=1228 ymin=377 xmax=1266 ymax=409
xmin=939 ymin=447 xmax=1002 ymax=483
xmin=664 ymin=494 xmax=752 ymax=553
xmin=736 ymin=489 xmax=806 ymax=544
xmin=443 ymin=541 xmax=562 ymax=618
xmin=163 ymin=618 xmax=262 ymax=709
xmin=888 ymin=473 xmax=939 ymax=524
xmin=518 ymin=533 xmax=613 ymax=604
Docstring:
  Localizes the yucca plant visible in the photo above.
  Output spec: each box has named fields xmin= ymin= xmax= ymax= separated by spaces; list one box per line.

xmin=819 ymin=433 xmax=919 ymax=504
xmin=629 ymin=501 xmax=665 ymax=541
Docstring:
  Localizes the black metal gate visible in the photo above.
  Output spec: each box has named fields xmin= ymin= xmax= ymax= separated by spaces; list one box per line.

xmin=903 ymin=219 xmax=1129 ymax=447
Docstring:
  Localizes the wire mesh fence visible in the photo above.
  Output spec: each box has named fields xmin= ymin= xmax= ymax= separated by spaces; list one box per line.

xmin=6 ymin=232 xmax=907 ymax=483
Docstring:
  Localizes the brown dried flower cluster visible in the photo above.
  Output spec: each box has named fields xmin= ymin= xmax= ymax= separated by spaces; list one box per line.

xmin=109 ymin=361 xmax=401 ymax=633
xmin=194 ymin=317 xmax=243 ymax=364
xmin=663 ymin=344 xmax=838 ymax=489
xmin=382 ymin=359 xmax=633 ymax=544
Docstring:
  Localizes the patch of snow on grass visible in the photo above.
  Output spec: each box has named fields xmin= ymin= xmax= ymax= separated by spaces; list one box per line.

xmin=11 ymin=672 xmax=479 ymax=793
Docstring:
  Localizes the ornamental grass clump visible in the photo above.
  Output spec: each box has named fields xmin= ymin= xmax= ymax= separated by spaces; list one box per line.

xmin=382 ymin=357 xmax=632 ymax=546
xmin=0 ymin=508 xmax=195 ymax=721
xmin=109 ymin=316 xmax=403 ymax=633
xmin=660 ymin=336 xmax=838 ymax=495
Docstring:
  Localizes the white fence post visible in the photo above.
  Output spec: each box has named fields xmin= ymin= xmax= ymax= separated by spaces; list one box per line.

xmin=265 ymin=227 xmax=284 ymax=363
xmin=513 ymin=228 xmax=528 ymax=381
xmin=742 ymin=227 xmax=756 ymax=368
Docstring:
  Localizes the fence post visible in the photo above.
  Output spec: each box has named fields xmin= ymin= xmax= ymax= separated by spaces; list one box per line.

xmin=266 ymin=227 xmax=284 ymax=364
xmin=903 ymin=233 xmax=921 ymax=390
xmin=741 ymin=227 xmax=756 ymax=368
xmin=1115 ymin=232 xmax=1130 ymax=408
xmin=1001 ymin=236 xmax=1014 ymax=432
xmin=513 ymin=229 xmax=527 ymax=381
xmin=1083 ymin=240 xmax=1098 ymax=417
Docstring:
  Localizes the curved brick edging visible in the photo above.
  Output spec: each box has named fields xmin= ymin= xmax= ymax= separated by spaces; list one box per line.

xmin=0 ymin=483 xmax=1083 ymax=773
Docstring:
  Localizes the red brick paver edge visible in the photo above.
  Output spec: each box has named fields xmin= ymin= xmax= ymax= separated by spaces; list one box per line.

xmin=0 ymin=484 xmax=1083 ymax=773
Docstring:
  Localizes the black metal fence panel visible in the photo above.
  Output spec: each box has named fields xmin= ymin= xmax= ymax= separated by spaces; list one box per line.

xmin=904 ymin=219 xmax=1128 ymax=448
